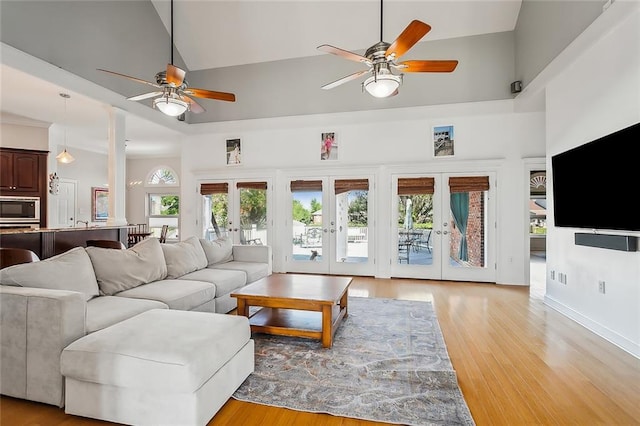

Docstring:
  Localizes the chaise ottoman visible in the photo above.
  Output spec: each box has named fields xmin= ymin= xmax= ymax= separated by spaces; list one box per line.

xmin=60 ymin=309 xmax=254 ymax=426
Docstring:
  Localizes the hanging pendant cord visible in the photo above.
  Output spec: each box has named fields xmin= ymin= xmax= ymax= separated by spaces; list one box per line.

xmin=170 ymin=0 xmax=174 ymax=65
xmin=379 ymin=0 xmax=383 ymax=42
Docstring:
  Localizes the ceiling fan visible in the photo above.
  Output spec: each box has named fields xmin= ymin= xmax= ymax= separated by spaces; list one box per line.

xmin=317 ymin=0 xmax=458 ymax=98
xmin=97 ymin=0 xmax=235 ymax=117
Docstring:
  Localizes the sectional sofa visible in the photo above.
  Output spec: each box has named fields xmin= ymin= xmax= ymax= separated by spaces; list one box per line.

xmin=0 ymin=236 xmax=272 ymax=412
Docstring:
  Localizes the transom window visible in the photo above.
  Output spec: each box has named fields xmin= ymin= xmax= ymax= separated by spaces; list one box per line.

xmin=147 ymin=167 xmax=179 ymax=186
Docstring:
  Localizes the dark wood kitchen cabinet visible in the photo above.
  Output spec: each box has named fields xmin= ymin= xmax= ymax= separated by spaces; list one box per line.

xmin=0 ymin=148 xmax=47 ymax=194
xmin=0 ymin=148 xmax=49 ymax=227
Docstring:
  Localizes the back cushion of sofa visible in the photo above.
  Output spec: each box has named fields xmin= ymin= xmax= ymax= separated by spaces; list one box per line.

xmin=183 ymin=236 xmax=208 ymax=270
xmin=161 ymin=236 xmax=207 ymax=279
xmin=0 ymin=247 xmax=99 ymax=301
xmin=87 ymin=238 xmax=168 ymax=296
xmin=199 ymin=237 xmax=233 ymax=266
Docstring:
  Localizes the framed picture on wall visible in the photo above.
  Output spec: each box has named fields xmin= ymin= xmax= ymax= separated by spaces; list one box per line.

xmin=321 ymin=132 xmax=337 ymax=161
xmin=433 ymin=125 xmax=455 ymax=157
xmin=226 ymin=138 xmax=242 ymax=165
xmin=92 ymin=187 xmax=108 ymax=221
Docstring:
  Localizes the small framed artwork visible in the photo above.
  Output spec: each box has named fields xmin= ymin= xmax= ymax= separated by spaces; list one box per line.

xmin=321 ymin=132 xmax=337 ymax=161
xmin=433 ymin=125 xmax=455 ymax=157
xmin=91 ymin=187 xmax=108 ymax=221
xmin=226 ymin=138 xmax=242 ymax=165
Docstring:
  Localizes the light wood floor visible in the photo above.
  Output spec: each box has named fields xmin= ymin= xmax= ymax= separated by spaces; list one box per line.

xmin=2 ymin=277 xmax=639 ymax=425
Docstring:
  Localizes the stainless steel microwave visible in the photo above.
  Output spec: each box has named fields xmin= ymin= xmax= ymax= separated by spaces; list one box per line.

xmin=0 ymin=196 xmax=40 ymax=223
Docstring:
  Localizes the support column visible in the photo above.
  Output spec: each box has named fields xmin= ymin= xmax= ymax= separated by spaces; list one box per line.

xmin=105 ymin=106 xmax=128 ymax=226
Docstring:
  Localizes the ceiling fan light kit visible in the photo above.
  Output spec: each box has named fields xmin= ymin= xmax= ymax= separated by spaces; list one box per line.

xmin=318 ymin=0 xmax=458 ymax=98
xmin=153 ymin=92 xmax=189 ymax=116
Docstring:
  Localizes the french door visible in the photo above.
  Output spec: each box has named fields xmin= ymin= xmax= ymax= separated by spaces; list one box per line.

xmin=285 ymin=176 xmax=375 ymax=276
xmin=390 ymin=173 xmax=496 ymax=282
xmin=200 ymin=179 xmax=271 ymax=245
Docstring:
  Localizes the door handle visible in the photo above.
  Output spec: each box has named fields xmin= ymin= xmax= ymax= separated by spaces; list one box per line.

xmin=436 ymin=230 xmax=441 ymax=235
xmin=330 ymin=229 xmax=335 ymax=233
xmin=443 ymin=230 xmax=449 ymax=235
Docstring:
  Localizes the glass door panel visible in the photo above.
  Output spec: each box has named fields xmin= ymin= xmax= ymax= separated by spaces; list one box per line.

xmin=289 ymin=179 xmax=328 ymax=273
xmin=238 ymin=182 xmax=268 ymax=246
xmin=201 ymin=180 xmax=270 ymax=245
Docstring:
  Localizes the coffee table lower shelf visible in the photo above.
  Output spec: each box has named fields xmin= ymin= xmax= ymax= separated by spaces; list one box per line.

xmin=248 ymin=305 xmax=345 ymax=345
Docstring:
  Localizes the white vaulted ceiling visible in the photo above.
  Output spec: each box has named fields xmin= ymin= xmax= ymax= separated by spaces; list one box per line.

xmin=1 ymin=0 xmax=523 ymax=157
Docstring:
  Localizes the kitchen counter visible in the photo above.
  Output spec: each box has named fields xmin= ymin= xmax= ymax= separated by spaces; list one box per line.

xmin=0 ymin=226 xmax=129 ymax=259
xmin=0 ymin=225 xmax=126 ymax=235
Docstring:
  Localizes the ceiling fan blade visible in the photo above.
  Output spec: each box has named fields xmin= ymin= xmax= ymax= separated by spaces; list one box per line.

xmin=97 ymin=69 xmax=161 ymax=89
xmin=183 ymin=88 xmax=236 ymax=102
xmin=166 ymin=64 xmax=186 ymax=87
xmin=317 ymin=44 xmax=370 ymax=64
xmin=181 ymin=95 xmax=206 ymax=114
xmin=396 ymin=60 xmax=459 ymax=73
xmin=127 ymin=91 xmax=164 ymax=101
xmin=385 ymin=20 xmax=431 ymax=60
xmin=321 ymin=70 xmax=370 ymax=90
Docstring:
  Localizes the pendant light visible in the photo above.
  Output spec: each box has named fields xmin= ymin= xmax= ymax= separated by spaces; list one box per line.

xmin=56 ymin=93 xmax=75 ymax=164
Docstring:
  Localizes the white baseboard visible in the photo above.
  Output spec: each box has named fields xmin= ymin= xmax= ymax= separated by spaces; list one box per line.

xmin=544 ymin=295 xmax=639 ymax=359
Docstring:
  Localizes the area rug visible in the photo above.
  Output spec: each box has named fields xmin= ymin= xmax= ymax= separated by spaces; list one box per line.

xmin=232 ymin=297 xmax=475 ymax=425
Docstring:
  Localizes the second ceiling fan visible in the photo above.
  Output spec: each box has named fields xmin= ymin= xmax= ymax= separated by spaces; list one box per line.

xmin=98 ymin=0 xmax=235 ymax=117
xmin=318 ymin=0 xmax=458 ymax=98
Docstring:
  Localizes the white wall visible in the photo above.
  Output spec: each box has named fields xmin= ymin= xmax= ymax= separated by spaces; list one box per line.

xmin=0 ymin=121 xmax=49 ymax=150
xmin=544 ymin=8 xmax=640 ymax=357
xmin=180 ymin=99 xmax=545 ymax=285
xmin=51 ymin=144 xmax=109 ymax=226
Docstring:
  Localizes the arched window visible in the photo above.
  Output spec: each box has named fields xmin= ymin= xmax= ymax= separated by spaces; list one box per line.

xmin=145 ymin=166 xmax=180 ymax=241
xmin=146 ymin=166 xmax=179 ymax=186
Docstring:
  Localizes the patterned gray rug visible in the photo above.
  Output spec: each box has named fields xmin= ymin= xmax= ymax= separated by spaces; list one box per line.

xmin=232 ymin=297 xmax=475 ymax=425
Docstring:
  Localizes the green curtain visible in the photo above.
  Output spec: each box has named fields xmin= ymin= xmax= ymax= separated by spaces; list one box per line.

xmin=450 ymin=192 xmax=469 ymax=261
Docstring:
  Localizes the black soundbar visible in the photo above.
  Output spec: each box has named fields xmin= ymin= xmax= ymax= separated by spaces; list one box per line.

xmin=574 ymin=233 xmax=638 ymax=252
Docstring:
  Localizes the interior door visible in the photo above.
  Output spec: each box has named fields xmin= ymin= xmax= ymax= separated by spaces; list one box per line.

xmin=286 ymin=176 xmax=374 ymax=276
xmin=54 ymin=179 xmax=77 ymax=228
xmin=391 ymin=173 xmax=496 ymax=282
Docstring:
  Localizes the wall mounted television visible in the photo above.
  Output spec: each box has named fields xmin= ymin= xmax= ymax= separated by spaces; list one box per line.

xmin=551 ymin=121 xmax=640 ymax=232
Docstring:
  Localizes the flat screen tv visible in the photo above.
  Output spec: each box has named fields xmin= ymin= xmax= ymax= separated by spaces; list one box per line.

xmin=551 ymin=121 xmax=640 ymax=232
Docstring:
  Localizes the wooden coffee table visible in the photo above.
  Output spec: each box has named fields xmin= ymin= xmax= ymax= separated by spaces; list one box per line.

xmin=231 ymin=274 xmax=352 ymax=348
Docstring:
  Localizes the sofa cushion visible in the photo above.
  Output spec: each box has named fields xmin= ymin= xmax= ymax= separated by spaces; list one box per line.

xmin=114 ymin=279 xmax=216 ymax=311
xmin=0 ymin=247 xmax=99 ymax=301
xmin=86 ymin=238 xmax=167 ymax=296
xmin=211 ymin=261 xmax=270 ymax=284
xmin=161 ymin=236 xmax=208 ymax=279
xmin=86 ymin=296 xmax=168 ymax=334
xmin=199 ymin=238 xmax=233 ymax=266
xmin=183 ymin=236 xmax=208 ymax=269
xmin=60 ymin=309 xmax=251 ymax=393
xmin=178 ymin=268 xmax=246 ymax=297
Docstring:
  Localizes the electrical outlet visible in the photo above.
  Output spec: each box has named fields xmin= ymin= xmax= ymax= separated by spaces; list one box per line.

xmin=558 ymin=273 xmax=567 ymax=285
xmin=598 ymin=280 xmax=606 ymax=294
xmin=550 ymin=270 xmax=555 ymax=280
